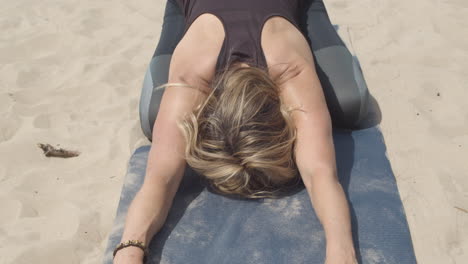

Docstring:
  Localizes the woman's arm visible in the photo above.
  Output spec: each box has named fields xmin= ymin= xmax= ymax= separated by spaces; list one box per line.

xmin=114 ymin=79 xmax=209 ymax=263
xmin=278 ymin=61 xmax=357 ymax=262
xmin=263 ymin=18 xmax=357 ymax=263
xmin=115 ymin=15 xmax=220 ymax=262
xmin=279 ymin=62 xmax=357 ymax=263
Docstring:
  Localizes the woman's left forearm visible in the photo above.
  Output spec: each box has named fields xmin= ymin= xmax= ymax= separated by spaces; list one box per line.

xmin=303 ymin=170 xmax=356 ymax=254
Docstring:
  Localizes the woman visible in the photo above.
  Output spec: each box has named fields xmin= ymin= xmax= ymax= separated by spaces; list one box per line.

xmin=114 ymin=0 xmax=359 ymax=263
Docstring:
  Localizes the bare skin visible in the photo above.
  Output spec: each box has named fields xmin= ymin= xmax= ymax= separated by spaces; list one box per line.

xmin=114 ymin=14 xmax=357 ymax=264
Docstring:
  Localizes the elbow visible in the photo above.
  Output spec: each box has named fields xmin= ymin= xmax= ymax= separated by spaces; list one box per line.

xmin=300 ymin=165 xmax=338 ymax=189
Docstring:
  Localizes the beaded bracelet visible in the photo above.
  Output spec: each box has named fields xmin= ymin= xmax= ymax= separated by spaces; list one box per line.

xmin=113 ymin=239 xmax=149 ymax=262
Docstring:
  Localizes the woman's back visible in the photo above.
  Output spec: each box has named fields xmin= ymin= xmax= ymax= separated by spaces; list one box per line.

xmin=174 ymin=0 xmax=307 ymax=73
xmin=169 ymin=0 xmax=313 ymax=92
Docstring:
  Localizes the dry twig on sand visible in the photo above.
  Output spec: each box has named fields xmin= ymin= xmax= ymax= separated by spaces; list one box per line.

xmin=37 ymin=143 xmax=80 ymax=158
xmin=454 ymin=206 xmax=468 ymax=214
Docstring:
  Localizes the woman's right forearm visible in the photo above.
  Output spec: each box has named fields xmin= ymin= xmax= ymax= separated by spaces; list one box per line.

xmin=119 ymin=112 xmax=189 ymax=248
xmin=113 ymin=180 xmax=177 ymax=263
xmin=112 ymin=156 xmax=185 ymax=264
xmin=114 ymin=184 xmax=167 ymax=264
xmin=119 ymin=182 xmax=176 ymax=246
xmin=114 ymin=149 xmax=187 ymax=263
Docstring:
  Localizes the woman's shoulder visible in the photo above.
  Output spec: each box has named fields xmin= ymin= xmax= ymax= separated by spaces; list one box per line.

xmin=261 ymin=17 xmax=315 ymax=82
xmin=168 ymin=14 xmax=225 ymax=89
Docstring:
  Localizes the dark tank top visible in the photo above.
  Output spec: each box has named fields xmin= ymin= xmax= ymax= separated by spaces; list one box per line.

xmin=175 ymin=0 xmax=304 ymax=71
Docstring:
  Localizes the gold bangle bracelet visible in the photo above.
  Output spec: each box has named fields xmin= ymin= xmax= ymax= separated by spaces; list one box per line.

xmin=113 ymin=239 xmax=149 ymax=262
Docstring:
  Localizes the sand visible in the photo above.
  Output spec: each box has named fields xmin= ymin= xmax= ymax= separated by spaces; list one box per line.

xmin=0 ymin=0 xmax=466 ymax=263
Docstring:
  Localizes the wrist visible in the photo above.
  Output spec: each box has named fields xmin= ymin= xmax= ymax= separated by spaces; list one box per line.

xmin=113 ymin=248 xmax=145 ymax=264
xmin=326 ymin=239 xmax=356 ymax=256
xmin=113 ymin=240 xmax=148 ymax=262
xmin=114 ymin=246 xmax=145 ymax=259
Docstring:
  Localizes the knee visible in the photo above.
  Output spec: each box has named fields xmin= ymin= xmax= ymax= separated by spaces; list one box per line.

xmin=333 ymin=90 xmax=369 ymax=129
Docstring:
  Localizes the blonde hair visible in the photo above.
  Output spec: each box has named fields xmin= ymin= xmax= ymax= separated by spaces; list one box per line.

xmin=163 ymin=63 xmax=303 ymax=199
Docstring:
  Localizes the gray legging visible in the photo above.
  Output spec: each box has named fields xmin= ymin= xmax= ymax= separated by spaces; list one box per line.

xmin=139 ymin=0 xmax=370 ymax=141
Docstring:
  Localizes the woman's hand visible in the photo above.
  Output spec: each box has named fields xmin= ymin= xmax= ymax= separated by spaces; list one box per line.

xmin=112 ymin=246 xmax=145 ymax=264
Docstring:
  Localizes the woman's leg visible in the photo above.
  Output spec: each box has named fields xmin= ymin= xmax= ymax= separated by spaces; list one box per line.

xmin=140 ymin=0 xmax=185 ymax=141
xmin=300 ymin=0 xmax=370 ymax=129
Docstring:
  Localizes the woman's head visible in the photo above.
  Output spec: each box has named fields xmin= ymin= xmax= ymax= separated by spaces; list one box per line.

xmin=177 ymin=63 xmax=301 ymax=199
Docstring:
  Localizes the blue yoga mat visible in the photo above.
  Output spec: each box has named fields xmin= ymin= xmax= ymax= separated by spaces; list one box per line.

xmin=102 ymin=127 xmax=417 ymax=264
